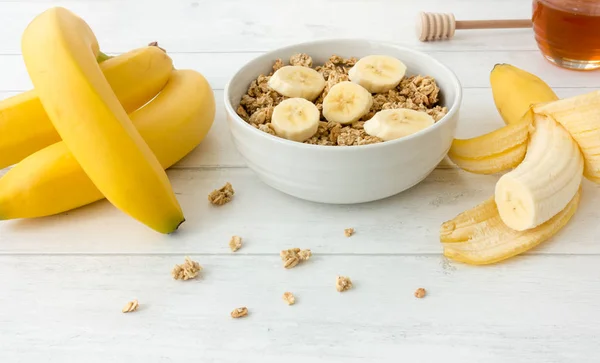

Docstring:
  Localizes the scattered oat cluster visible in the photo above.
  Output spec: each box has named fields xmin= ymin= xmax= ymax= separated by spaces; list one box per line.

xmin=119 ymin=182 xmax=429 ymax=318
xmin=336 ymin=276 xmax=353 ymax=292
xmin=282 ymin=292 xmax=296 ymax=305
xmin=236 ymin=53 xmax=447 ymax=146
xmin=231 ymin=307 xmax=249 ymax=318
xmin=414 ymin=288 xmax=427 ymax=298
xmin=229 ymin=235 xmax=243 ymax=252
xmin=280 ymin=247 xmax=312 ymax=269
xmin=122 ymin=299 xmax=139 ymax=313
xmin=208 ymin=182 xmax=235 ymax=206
xmin=171 ymin=256 xmax=203 ymax=281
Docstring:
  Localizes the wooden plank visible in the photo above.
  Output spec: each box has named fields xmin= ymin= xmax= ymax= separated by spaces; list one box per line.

xmin=0 ymin=0 xmax=535 ymax=54
xmin=0 ymin=50 xmax=597 ymax=93
xmin=1 ymin=168 xmax=599 ymax=255
xmin=0 ymin=87 xmax=589 ymax=170
xmin=1 ymin=254 xmax=599 ymax=362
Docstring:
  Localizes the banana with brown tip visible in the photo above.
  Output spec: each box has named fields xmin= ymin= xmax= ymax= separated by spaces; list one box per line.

xmin=21 ymin=7 xmax=183 ymax=233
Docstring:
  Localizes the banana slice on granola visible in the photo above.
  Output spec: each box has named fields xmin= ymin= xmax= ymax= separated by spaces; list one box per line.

xmin=322 ymin=81 xmax=373 ymax=124
xmin=268 ymin=65 xmax=326 ymax=101
xmin=364 ymin=108 xmax=434 ymax=141
xmin=348 ymin=55 xmax=407 ymax=93
xmin=271 ymin=97 xmax=320 ymax=142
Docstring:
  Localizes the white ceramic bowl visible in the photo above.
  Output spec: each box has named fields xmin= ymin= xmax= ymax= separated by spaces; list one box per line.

xmin=224 ymin=39 xmax=462 ymax=204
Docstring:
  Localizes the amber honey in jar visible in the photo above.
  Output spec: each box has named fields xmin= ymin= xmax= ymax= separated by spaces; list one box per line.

xmin=532 ymin=0 xmax=600 ymax=70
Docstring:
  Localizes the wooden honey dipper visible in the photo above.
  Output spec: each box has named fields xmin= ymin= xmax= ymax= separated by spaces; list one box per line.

xmin=417 ymin=12 xmax=532 ymax=42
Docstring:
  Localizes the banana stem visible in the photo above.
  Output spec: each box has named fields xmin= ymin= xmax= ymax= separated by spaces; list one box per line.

xmin=96 ymin=42 xmax=168 ymax=65
xmin=96 ymin=51 xmax=112 ymax=63
xmin=147 ymin=41 xmax=176 ymax=70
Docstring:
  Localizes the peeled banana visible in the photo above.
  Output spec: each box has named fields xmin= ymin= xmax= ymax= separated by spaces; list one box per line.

xmin=0 ymin=45 xmax=173 ymax=169
xmin=490 ymin=63 xmax=558 ymax=125
xmin=494 ymin=114 xmax=583 ymax=231
xmin=21 ymin=7 xmax=183 ymax=233
xmin=0 ymin=69 xmax=215 ymax=220
xmin=440 ymin=186 xmax=581 ymax=265
xmin=441 ymin=63 xmax=589 ymax=265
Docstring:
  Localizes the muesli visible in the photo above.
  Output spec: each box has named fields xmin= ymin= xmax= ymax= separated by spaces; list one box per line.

xmin=236 ymin=53 xmax=447 ymax=146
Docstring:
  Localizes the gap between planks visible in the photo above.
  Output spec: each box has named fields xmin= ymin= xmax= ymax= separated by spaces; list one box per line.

xmin=1 ymin=252 xmax=600 ymax=257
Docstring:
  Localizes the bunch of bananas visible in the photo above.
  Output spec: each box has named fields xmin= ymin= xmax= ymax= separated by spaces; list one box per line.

xmin=0 ymin=7 xmax=216 ymax=233
xmin=441 ymin=64 xmax=600 ymax=265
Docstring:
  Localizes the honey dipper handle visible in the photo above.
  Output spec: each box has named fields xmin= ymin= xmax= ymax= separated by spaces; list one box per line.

xmin=455 ymin=19 xmax=532 ymax=30
xmin=417 ymin=12 xmax=534 ymax=42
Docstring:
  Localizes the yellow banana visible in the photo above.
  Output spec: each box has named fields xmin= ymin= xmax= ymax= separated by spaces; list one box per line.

xmin=0 ymin=69 xmax=215 ymax=220
xmin=21 ymin=7 xmax=183 ymax=233
xmin=0 ymin=45 xmax=173 ymax=169
xmin=447 ymin=112 xmax=532 ymax=174
xmin=533 ymin=90 xmax=600 ymax=184
xmin=490 ymin=63 xmax=558 ymax=125
xmin=440 ymin=186 xmax=581 ymax=265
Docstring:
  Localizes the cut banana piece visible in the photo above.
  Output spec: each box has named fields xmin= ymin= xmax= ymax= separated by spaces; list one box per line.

xmin=440 ymin=186 xmax=581 ymax=265
xmin=268 ymin=65 xmax=326 ymax=101
xmin=363 ymin=108 xmax=434 ymax=141
xmin=271 ymin=97 xmax=320 ymax=142
xmin=494 ymin=113 xmax=584 ymax=231
xmin=533 ymin=90 xmax=600 ymax=184
xmin=322 ymin=81 xmax=373 ymax=125
xmin=348 ymin=55 xmax=407 ymax=93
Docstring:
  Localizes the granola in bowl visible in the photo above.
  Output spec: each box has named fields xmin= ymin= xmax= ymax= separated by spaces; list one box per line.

xmin=235 ymin=53 xmax=448 ymax=146
xmin=223 ymin=39 xmax=462 ymax=204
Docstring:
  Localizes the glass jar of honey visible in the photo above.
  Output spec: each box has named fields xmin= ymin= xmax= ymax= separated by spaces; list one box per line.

xmin=532 ymin=0 xmax=600 ymax=70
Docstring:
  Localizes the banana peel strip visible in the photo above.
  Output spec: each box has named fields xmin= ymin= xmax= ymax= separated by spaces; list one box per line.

xmin=448 ymin=111 xmax=533 ymax=175
xmin=447 ymin=143 xmax=527 ymax=175
xmin=440 ymin=186 xmax=581 ymax=265
xmin=533 ymin=90 xmax=600 ymax=184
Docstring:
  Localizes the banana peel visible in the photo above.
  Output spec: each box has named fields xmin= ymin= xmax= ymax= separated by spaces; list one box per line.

xmin=490 ymin=63 xmax=559 ymax=125
xmin=533 ymin=90 xmax=600 ymax=184
xmin=441 ymin=186 xmax=581 ymax=265
xmin=447 ymin=111 xmax=532 ymax=174
xmin=447 ymin=63 xmax=557 ymax=175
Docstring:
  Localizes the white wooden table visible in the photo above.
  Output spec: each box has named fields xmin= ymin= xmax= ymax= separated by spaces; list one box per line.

xmin=2 ymin=0 xmax=600 ymax=361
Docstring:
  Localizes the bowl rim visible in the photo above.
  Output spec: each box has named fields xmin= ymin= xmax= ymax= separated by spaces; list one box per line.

xmin=223 ymin=37 xmax=462 ymax=152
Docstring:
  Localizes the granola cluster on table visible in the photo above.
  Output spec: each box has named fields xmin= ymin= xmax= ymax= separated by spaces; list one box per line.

xmin=236 ymin=53 xmax=448 ymax=146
